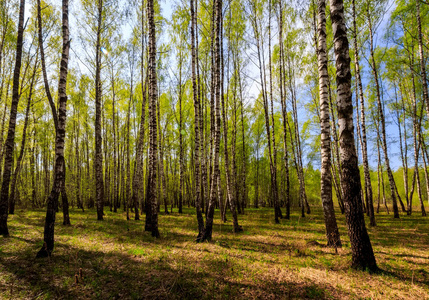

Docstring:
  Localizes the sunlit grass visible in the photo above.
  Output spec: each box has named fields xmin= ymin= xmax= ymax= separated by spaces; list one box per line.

xmin=1 ymin=206 xmax=428 ymax=299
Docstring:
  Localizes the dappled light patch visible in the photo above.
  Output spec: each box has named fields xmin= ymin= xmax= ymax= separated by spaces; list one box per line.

xmin=1 ymin=207 xmax=428 ymax=299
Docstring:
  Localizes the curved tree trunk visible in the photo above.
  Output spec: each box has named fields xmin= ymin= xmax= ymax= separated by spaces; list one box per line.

xmin=37 ymin=0 xmax=70 ymax=256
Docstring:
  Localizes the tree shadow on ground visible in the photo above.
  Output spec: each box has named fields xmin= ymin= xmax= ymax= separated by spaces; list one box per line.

xmin=0 ymin=241 xmax=353 ymax=299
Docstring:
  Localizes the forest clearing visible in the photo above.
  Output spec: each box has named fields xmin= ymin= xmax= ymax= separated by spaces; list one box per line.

xmin=1 ymin=207 xmax=428 ymax=299
xmin=1 ymin=0 xmax=429 ymax=298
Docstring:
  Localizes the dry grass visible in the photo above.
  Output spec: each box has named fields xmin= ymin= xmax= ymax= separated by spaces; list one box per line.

xmin=0 ymin=206 xmax=428 ymax=299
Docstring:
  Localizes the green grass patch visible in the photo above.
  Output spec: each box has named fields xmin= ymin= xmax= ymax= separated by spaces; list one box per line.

xmin=0 ymin=206 xmax=428 ymax=299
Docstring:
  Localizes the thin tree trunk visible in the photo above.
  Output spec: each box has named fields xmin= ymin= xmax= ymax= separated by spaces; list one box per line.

xmin=111 ymin=64 xmax=118 ymax=213
xmin=198 ymin=0 xmax=222 ymax=242
xmin=157 ymin=89 xmax=168 ymax=215
xmin=249 ymin=0 xmax=280 ymax=222
xmin=131 ymin=18 xmax=147 ymax=220
xmin=353 ymin=0 xmax=374 ymax=225
xmin=421 ymin=139 xmax=429 ymax=207
xmin=95 ymin=0 xmax=104 ymax=221
xmin=221 ymin=5 xmax=240 ymax=230
xmin=179 ymin=59 xmax=184 ymax=214
xmin=146 ymin=0 xmax=159 ymax=237
xmin=126 ymin=72 xmax=133 ymax=220
xmin=0 ymin=88 xmax=9 ymax=178
xmin=418 ymin=132 xmax=428 ymax=215
xmin=75 ymin=107 xmax=83 ymax=211
xmin=395 ymin=87 xmax=409 ymax=215
xmin=376 ymin=128 xmax=389 ymax=214
xmin=37 ymin=0 xmax=70 ymax=256
xmin=278 ymin=0 xmax=290 ymax=219
xmin=0 ymin=0 xmax=25 ymax=236
xmin=102 ymin=103 xmax=109 ymax=211
xmin=416 ymin=0 xmax=429 ymax=122
xmin=268 ymin=0 xmax=282 ymax=220
xmin=220 ymin=32 xmax=241 ymax=231
xmin=367 ymin=7 xmax=400 ymax=218
xmin=328 ymin=79 xmax=344 ymax=213
xmin=9 ymin=56 xmax=38 ymax=214
xmin=238 ymin=64 xmax=248 ymax=214
xmin=190 ymin=0 xmax=204 ymax=237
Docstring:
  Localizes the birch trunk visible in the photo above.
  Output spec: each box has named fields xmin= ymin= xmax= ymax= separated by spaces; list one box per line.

xmin=9 ymin=57 xmax=37 ymax=214
xmin=278 ymin=0 xmax=290 ymax=219
xmin=268 ymin=0 xmax=282 ymax=220
xmin=190 ymin=0 xmax=204 ymax=236
xmin=146 ymin=0 xmax=159 ymax=237
xmin=249 ymin=0 xmax=280 ymax=222
xmin=329 ymin=0 xmax=377 ymax=271
xmin=37 ymin=0 xmax=70 ymax=256
xmin=198 ymin=0 xmax=222 ymax=242
xmin=131 ymin=31 xmax=147 ymax=219
xmin=317 ymin=0 xmax=341 ymax=247
xmin=352 ymin=0 xmax=374 ymax=225
xmin=416 ymin=0 xmax=429 ymax=122
xmin=95 ymin=0 xmax=104 ymax=220
xmin=367 ymin=8 xmax=400 ymax=218
xmin=0 ymin=0 xmax=25 ymax=236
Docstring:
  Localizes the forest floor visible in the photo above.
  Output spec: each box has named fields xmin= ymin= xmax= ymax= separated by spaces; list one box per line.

xmin=1 ymin=206 xmax=429 ymax=299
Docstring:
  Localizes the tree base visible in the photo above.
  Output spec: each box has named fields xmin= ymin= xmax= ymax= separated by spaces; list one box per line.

xmin=36 ymin=248 xmax=50 ymax=258
xmin=351 ymin=263 xmax=380 ymax=274
xmin=196 ymin=229 xmax=211 ymax=243
xmin=233 ymin=226 xmax=243 ymax=233
xmin=151 ymin=229 xmax=160 ymax=238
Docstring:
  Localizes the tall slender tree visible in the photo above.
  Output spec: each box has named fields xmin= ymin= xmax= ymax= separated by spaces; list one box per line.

xmin=329 ymin=0 xmax=377 ymax=271
xmin=416 ymin=0 xmax=429 ymax=122
xmin=145 ymin=0 xmax=159 ymax=237
xmin=366 ymin=2 xmax=401 ymax=218
xmin=37 ymin=0 xmax=71 ymax=226
xmin=0 ymin=0 xmax=25 ymax=236
xmin=94 ymin=0 xmax=104 ymax=221
xmin=191 ymin=0 xmax=204 ymax=237
xmin=9 ymin=55 xmax=39 ymax=215
xmin=132 ymin=3 xmax=147 ymax=220
xmin=277 ymin=0 xmax=290 ymax=219
xmin=37 ymin=0 xmax=71 ymax=256
xmin=317 ymin=0 xmax=341 ymax=247
xmin=198 ymin=0 xmax=222 ymax=242
xmin=352 ymin=0 xmax=375 ymax=226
